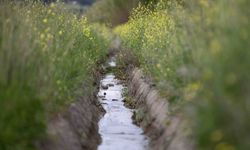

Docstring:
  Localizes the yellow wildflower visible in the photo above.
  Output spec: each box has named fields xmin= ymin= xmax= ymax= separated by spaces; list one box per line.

xmin=211 ymin=130 xmax=223 ymax=142
xmin=210 ymin=39 xmax=221 ymax=56
xmin=59 ymin=30 xmax=63 ymax=35
xmin=48 ymin=9 xmax=52 ymax=14
xmin=40 ymin=33 xmax=45 ymax=39
xmin=50 ymin=3 xmax=55 ymax=8
xmin=156 ymin=63 xmax=161 ymax=68
xmin=215 ymin=142 xmax=235 ymax=150
xmin=43 ymin=18 xmax=48 ymax=23
xmin=199 ymin=0 xmax=209 ymax=8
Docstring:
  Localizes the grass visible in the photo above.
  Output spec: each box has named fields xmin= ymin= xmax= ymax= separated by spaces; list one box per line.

xmin=115 ymin=0 xmax=250 ymax=149
xmin=85 ymin=0 xmax=141 ymax=27
xmin=0 ymin=1 xmax=111 ymax=149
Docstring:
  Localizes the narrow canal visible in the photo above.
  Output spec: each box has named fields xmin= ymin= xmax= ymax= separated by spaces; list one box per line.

xmin=97 ymin=57 xmax=149 ymax=150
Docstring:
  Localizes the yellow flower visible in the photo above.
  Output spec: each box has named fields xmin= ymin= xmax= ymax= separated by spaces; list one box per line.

xmin=215 ymin=142 xmax=235 ymax=150
xmin=50 ymin=3 xmax=55 ymax=8
xmin=59 ymin=30 xmax=63 ymax=35
xmin=43 ymin=18 xmax=48 ymax=23
xmin=45 ymin=27 xmax=50 ymax=33
xmin=83 ymin=27 xmax=90 ymax=37
xmin=48 ymin=9 xmax=52 ymax=14
xmin=184 ymin=82 xmax=201 ymax=101
xmin=210 ymin=39 xmax=221 ymax=56
xmin=199 ymin=0 xmax=209 ymax=8
xmin=56 ymin=80 xmax=61 ymax=85
xmin=40 ymin=33 xmax=45 ymax=39
xmin=47 ymin=33 xmax=53 ymax=39
xmin=156 ymin=63 xmax=161 ymax=68
xmin=211 ymin=130 xmax=223 ymax=142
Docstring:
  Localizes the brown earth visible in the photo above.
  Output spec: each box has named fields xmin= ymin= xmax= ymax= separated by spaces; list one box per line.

xmin=126 ymin=67 xmax=195 ymax=150
xmin=37 ymin=71 xmax=105 ymax=150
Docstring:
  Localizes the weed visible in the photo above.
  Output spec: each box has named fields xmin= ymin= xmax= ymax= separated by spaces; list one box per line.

xmin=115 ymin=0 xmax=250 ymax=149
xmin=0 ymin=1 xmax=110 ymax=149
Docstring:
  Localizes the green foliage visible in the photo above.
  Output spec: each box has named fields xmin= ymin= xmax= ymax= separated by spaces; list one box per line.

xmin=0 ymin=86 xmax=45 ymax=150
xmin=85 ymin=0 xmax=141 ymax=27
xmin=0 ymin=1 xmax=110 ymax=149
xmin=115 ymin=0 xmax=250 ymax=149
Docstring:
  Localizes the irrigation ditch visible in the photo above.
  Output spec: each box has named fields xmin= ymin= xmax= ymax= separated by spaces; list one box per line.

xmin=38 ymin=43 xmax=194 ymax=150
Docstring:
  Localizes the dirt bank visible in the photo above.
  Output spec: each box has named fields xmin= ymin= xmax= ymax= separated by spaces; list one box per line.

xmin=37 ymin=71 xmax=104 ymax=150
xmin=125 ymin=67 xmax=194 ymax=150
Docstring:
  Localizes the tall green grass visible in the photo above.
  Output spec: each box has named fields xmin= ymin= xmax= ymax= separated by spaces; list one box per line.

xmin=0 ymin=1 xmax=110 ymax=149
xmin=85 ymin=0 xmax=141 ymax=27
xmin=115 ymin=0 xmax=250 ymax=149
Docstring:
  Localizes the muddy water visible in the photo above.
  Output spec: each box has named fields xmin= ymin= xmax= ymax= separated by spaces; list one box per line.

xmin=97 ymin=58 xmax=148 ymax=150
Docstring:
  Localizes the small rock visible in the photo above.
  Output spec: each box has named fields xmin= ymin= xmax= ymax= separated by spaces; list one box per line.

xmin=98 ymin=95 xmax=105 ymax=98
xmin=101 ymin=85 xmax=108 ymax=90
xmin=108 ymin=83 xmax=114 ymax=87
xmin=101 ymin=83 xmax=109 ymax=89
xmin=119 ymin=132 xmax=125 ymax=134
xmin=112 ymin=99 xmax=118 ymax=101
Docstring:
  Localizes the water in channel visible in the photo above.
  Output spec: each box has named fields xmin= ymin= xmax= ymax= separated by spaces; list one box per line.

xmin=97 ymin=57 xmax=149 ymax=150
